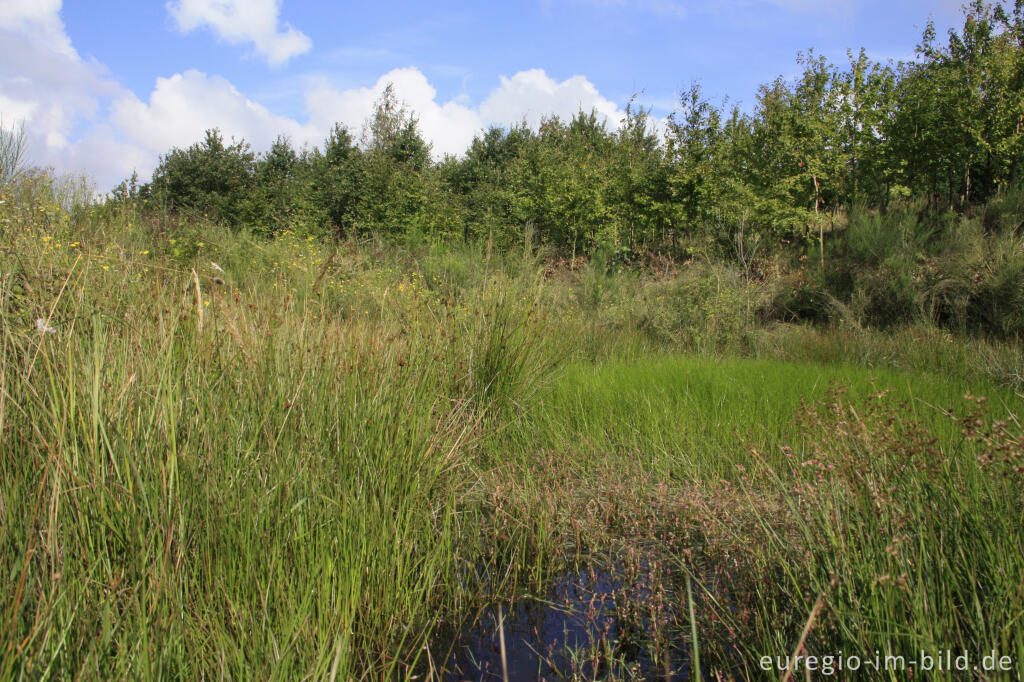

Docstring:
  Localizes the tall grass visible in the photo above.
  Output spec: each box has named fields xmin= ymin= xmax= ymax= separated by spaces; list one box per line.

xmin=0 ymin=200 xmax=559 ymax=678
xmin=488 ymin=355 xmax=1024 ymax=678
xmin=3 ymin=174 xmax=1024 ymax=679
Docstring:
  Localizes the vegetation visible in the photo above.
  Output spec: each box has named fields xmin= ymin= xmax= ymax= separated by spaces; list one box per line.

xmin=122 ymin=4 xmax=1022 ymax=248
xmin=2 ymin=1 xmax=1024 ymax=679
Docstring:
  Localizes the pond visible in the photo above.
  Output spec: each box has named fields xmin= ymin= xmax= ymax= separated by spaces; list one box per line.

xmin=431 ymin=563 xmax=696 ymax=680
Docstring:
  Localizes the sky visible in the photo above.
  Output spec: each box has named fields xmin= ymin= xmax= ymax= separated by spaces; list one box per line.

xmin=0 ymin=0 xmax=974 ymax=192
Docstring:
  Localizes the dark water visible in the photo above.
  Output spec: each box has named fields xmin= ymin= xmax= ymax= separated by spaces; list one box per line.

xmin=431 ymin=565 xmax=694 ymax=681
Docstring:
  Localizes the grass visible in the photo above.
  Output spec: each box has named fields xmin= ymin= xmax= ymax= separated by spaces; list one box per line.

xmin=2 ymin=267 xmax=467 ymax=677
xmin=524 ymin=354 xmax=1020 ymax=483
xmin=3 ymin=187 xmax=1024 ymax=679
xmin=472 ymin=354 xmax=1023 ymax=678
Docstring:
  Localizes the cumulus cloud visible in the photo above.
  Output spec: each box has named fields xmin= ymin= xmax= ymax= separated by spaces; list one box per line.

xmin=0 ymin=0 xmax=75 ymax=57
xmin=167 ymin=0 xmax=312 ymax=66
xmin=303 ymin=67 xmax=633 ymax=158
xmin=0 ymin=0 xmax=640 ymax=190
xmin=3 ymin=59 xmax=639 ymax=189
xmin=0 ymin=93 xmax=39 ymax=126
xmin=480 ymin=69 xmax=625 ymax=130
xmin=305 ymin=68 xmax=484 ymax=158
xmin=0 ymin=0 xmax=135 ymax=188
xmin=111 ymin=69 xmax=312 ymax=156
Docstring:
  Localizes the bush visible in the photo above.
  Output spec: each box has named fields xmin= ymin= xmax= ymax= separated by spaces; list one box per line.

xmin=639 ymin=264 xmax=757 ymax=352
xmin=837 ymin=201 xmax=943 ymax=267
xmin=0 ymin=119 xmax=29 ymax=190
xmin=980 ymin=184 xmax=1024 ymax=235
xmin=149 ymin=129 xmax=255 ymax=227
xmin=766 ymin=276 xmax=836 ymax=325
xmin=852 ymin=265 xmax=921 ymax=328
xmin=965 ymin=236 xmax=1024 ymax=339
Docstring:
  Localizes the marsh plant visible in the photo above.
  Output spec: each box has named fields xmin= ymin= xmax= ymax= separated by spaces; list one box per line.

xmin=3 ymin=3 xmax=1024 ymax=675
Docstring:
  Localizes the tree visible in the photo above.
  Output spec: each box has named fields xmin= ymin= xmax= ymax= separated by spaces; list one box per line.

xmin=746 ymin=78 xmax=814 ymax=239
xmin=149 ymin=128 xmax=255 ymax=227
xmin=889 ymin=1 xmax=1023 ymax=207
xmin=835 ymin=49 xmax=897 ymax=207
xmin=248 ymin=136 xmax=311 ymax=236
xmin=607 ymin=102 xmax=673 ymax=253
xmin=441 ymin=123 xmax=535 ymax=246
xmin=666 ymin=83 xmax=726 ymax=235
xmin=311 ymin=124 xmax=363 ymax=236
xmin=356 ymin=84 xmax=463 ymax=240
xmin=516 ymin=112 xmax=616 ymax=258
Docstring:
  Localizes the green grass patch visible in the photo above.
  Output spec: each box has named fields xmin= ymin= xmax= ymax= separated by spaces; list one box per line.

xmin=528 ymin=355 xmax=1022 ymax=481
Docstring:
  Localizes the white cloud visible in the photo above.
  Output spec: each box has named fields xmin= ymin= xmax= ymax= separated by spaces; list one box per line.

xmin=304 ymin=67 xmax=631 ymax=158
xmin=481 ymin=69 xmax=625 ymax=130
xmin=0 ymin=94 xmax=39 ymax=125
xmin=0 ymin=0 xmax=137 ymax=188
xmin=111 ymin=69 xmax=311 ymax=156
xmin=0 ymin=1 xmax=639 ymax=191
xmin=3 ymin=58 xmax=639 ymax=189
xmin=60 ymin=125 xmax=154 ymax=190
xmin=0 ymin=0 xmax=75 ymax=57
xmin=305 ymin=68 xmax=484 ymax=158
xmin=167 ymin=0 xmax=312 ymax=66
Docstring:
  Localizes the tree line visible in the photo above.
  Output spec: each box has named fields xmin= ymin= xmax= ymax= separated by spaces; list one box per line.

xmin=113 ymin=1 xmax=1024 ymax=260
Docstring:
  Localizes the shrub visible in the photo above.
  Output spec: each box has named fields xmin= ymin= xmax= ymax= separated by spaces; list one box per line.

xmin=980 ymin=184 xmax=1024 ymax=235
xmin=852 ymin=264 xmax=921 ymax=328
xmin=148 ymin=128 xmax=255 ymax=227
xmin=639 ymin=264 xmax=758 ymax=353
xmin=766 ymin=276 xmax=836 ymax=324
xmin=965 ymin=235 xmax=1024 ymax=338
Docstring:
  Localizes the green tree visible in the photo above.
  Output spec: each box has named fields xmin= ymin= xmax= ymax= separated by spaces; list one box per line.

xmin=746 ymin=79 xmax=813 ymax=239
xmin=665 ymin=84 xmax=726 ymax=236
xmin=607 ymin=102 xmax=674 ymax=254
xmin=356 ymin=84 xmax=450 ymax=239
xmin=310 ymin=124 xmax=363 ymax=237
xmin=247 ymin=135 xmax=320 ymax=236
xmin=835 ymin=49 xmax=897 ymax=207
xmin=518 ymin=112 xmax=616 ymax=258
xmin=149 ymin=128 xmax=255 ymax=227
xmin=442 ymin=123 xmax=535 ymax=246
xmin=889 ymin=1 xmax=1023 ymax=207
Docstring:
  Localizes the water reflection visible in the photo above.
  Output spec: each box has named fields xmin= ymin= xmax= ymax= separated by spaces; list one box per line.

xmin=433 ymin=565 xmax=693 ymax=680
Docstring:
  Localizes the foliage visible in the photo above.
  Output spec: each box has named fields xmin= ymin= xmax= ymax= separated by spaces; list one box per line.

xmin=91 ymin=1 xmax=1024 ymax=336
xmin=310 ymin=123 xmax=361 ymax=236
xmin=3 ymin=175 xmax=1024 ymax=677
xmin=148 ymin=128 xmax=256 ymax=227
xmin=113 ymin=2 xmax=1021 ymax=268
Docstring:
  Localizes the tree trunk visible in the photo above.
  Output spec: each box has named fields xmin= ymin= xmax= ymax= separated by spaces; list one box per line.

xmin=964 ymin=162 xmax=971 ymax=207
xmin=813 ymin=174 xmax=824 ymax=268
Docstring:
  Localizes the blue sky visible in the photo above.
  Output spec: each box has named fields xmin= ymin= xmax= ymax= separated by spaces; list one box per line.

xmin=1 ymin=1 xmax=972 ymax=191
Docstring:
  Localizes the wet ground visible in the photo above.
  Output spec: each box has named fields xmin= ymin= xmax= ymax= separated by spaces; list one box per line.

xmin=431 ymin=564 xmax=695 ymax=681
